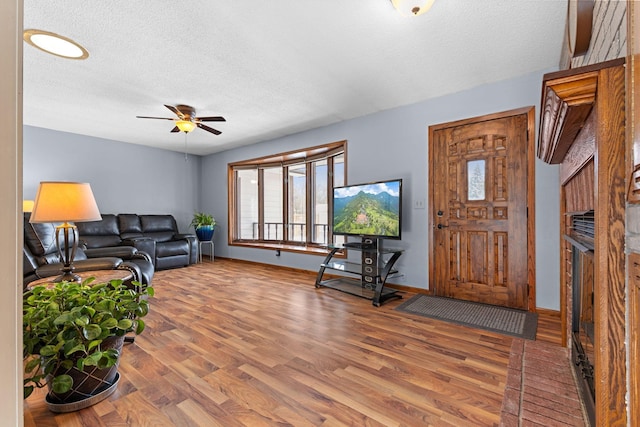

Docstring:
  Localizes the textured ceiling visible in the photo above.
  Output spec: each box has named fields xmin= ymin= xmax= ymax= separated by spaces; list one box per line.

xmin=23 ymin=0 xmax=568 ymax=156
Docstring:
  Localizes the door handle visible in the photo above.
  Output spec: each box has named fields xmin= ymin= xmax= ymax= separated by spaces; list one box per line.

xmin=437 ymin=224 xmax=448 ymax=229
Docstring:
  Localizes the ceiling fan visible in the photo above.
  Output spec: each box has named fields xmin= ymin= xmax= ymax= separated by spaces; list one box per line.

xmin=136 ymin=104 xmax=226 ymax=135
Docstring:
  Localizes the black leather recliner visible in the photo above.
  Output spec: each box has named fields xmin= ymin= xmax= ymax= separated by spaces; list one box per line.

xmin=75 ymin=213 xmax=197 ymax=270
xmin=120 ymin=214 xmax=197 ymax=269
xmin=74 ymin=214 xmax=155 ymax=285
xmin=22 ymin=214 xmax=154 ymax=291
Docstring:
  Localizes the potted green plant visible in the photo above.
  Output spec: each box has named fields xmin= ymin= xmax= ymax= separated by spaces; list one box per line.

xmin=190 ymin=211 xmax=216 ymax=241
xmin=23 ymin=278 xmax=154 ymax=412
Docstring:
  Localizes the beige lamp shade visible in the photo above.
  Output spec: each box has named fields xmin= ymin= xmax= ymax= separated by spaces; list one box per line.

xmin=391 ymin=0 xmax=436 ymax=16
xmin=22 ymin=200 xmax=34 ymax=213
xmin=30 ymin=181 xmax=101 ymax=223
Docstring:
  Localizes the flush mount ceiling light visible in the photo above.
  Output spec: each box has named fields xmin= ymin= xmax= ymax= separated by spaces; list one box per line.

xmin=391 ymin=0 xmax=436 ymax=16
xmin=23 ymin=29 xmax=89 ymax=60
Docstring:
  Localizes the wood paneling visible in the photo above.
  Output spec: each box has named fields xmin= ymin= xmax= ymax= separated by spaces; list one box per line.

xmin=564 ymin=159 xmax=595 ymax=213
xmin=23 ymin=259 xmax=564 ymax=426
xmin=538 ymin=61 xmax=627 ymax=426
xmin=560 ymin=111 xmax=595 ymax=185
xmin=593 ymin=63 xmax=626 ymax=427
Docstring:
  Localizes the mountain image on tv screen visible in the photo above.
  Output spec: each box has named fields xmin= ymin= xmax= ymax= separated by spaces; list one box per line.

xmin=333 ymin=180 xmax=401 ymax=238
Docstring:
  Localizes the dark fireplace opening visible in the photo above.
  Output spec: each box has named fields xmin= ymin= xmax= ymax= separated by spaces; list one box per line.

xmin=565 ymin=211 xmax=595 ymax=426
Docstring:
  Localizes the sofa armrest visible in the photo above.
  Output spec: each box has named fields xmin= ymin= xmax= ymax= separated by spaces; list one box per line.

xmin=85 ymin=246 xmax=138 ymax=260
xmin=122 ymin=237 xmax=156 ymax=263
xmin=34 ymin=257 xmax=124 ymax=279
xmin=174 ymin=233 xmax=196 ymax=240
xmin=175 ymin=233 xmax=198 ymax=264
xmin=131 ymin=250 xmax=153 ymax=264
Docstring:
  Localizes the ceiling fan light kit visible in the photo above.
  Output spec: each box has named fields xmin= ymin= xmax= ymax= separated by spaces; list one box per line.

xmin=137 ymin=104 xmax=226 ymax=136
xmin=391 ymin=0 xmax=436 ymax=17
xmin=176 ymin=120 xmax=196 ymax=133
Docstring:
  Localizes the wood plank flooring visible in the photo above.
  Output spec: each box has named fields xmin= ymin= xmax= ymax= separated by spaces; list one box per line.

xmin=24 ymin=259 xmax=564 ymax=426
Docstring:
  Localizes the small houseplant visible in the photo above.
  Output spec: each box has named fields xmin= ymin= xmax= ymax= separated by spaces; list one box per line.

xmin=190 ymin=211 xmax=216 ymax=241
xmin=23 ymin=278 xmax=153 ymax=411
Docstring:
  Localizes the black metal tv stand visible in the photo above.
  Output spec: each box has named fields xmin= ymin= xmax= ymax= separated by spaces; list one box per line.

xmin=315 ymin=237 xmax=403 ymax=307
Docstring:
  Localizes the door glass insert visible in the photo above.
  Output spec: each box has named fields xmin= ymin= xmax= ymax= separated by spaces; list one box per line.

xmin=467 ymin=159 xmax=486 ymax=201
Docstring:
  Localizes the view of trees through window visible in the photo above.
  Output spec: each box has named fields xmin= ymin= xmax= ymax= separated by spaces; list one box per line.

xmin=229 ymin=141 xmax=345 ymax=250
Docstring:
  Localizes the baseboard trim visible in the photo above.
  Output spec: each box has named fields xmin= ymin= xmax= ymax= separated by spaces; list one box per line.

xmin=213 ymin=256 xmax=317 ymax=277
xmin=384 ymin=283 xmax=433 ymax=295
xmin=535 ymin=307 xmax=561 ymax=317
xmin=214 ymin=256 xmax=431 ymax=294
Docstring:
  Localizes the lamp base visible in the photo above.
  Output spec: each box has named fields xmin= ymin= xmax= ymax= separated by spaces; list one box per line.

xmin=53 ymin=271 xmax=82 ymax=283
xmin=54 ymin=222 xmax=82 ymax=283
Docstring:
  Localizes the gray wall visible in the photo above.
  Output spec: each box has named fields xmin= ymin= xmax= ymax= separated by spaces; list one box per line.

xmin=201 ymin=68 xmax=561 ymax=310
xmin=23 ymin=70 xmax=561 ymax=310
xmin=23 ymin=126 xmax=201 ymax=232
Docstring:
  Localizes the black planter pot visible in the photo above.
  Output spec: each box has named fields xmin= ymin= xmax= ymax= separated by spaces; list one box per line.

xmin=45 ymin=336 xmax=124 ymax=413
xmin=195 ymin=225 xmax=214 ymax=241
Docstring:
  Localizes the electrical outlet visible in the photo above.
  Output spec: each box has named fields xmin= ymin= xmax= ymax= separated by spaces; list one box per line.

xmin=414 ymin=199 xmax=425 ymax=209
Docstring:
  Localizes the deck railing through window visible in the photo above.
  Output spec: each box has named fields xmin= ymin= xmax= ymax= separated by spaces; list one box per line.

xmin=252 ymin=222 xmax=328 ymax=244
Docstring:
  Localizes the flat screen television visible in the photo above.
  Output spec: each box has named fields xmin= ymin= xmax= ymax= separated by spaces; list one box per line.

xmin=332 ymin=179 xmax=402 ymax=240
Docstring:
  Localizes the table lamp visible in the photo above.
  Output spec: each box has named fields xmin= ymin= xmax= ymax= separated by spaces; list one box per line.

xmin=29 ymin=181 xmax=102 ymax=282
xmin=22 ymin=199 xmax=34 ymax=213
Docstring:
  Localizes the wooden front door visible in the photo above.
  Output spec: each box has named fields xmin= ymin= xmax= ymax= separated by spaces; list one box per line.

xmin=429 ymin=108 xmax=534 ymax=310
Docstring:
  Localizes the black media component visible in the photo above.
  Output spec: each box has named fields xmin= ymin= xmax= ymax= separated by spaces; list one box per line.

xmin=315 ymin=237 xmax=403 ymax=307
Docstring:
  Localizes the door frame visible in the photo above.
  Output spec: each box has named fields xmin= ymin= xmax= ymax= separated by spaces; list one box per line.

xmin=427 ymin=106 xmax=537 ymax=311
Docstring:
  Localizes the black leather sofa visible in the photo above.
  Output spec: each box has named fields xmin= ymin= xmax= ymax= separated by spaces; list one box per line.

xmin=75 ymin=214 xmax=197 ymax=270
xmin=23 ymin=214 xmax=154 ymax=290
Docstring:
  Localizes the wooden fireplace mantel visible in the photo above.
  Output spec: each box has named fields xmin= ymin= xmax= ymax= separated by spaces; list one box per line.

xmin=537 ymin=58 xmax=627 ymax=426
xmin=537 ymin=72 xmax=597 ymax=164
xmin=537 ymin=58 xmax=625 ymax=165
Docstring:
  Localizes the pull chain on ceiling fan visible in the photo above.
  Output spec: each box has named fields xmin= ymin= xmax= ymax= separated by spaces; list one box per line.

xmin=183 ymin=131 xmax=189 ymax=162
xmin=136 ymin=104 xmax=226 ymax=135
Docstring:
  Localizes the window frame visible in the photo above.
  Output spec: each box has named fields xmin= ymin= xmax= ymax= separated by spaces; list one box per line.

xmin=228 ymin=140 xmax=346 ymax=255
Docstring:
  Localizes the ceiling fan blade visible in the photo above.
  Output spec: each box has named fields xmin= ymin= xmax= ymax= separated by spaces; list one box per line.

xmin=170 ymin=126 xmax=180 ymax=133
xmin=164 ymin=104 xmax=184 ymax=119
xmin=196 ymin=116 xmax=226 ymax=122
xmin=197 ymin=123 xmax=222 ymax=135
xmin=136 ymin=116 xmax=175 ymax=120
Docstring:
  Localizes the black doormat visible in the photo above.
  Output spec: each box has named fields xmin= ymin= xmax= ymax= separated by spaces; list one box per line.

xmin=395 ymin=294 xmax=538 ymax=340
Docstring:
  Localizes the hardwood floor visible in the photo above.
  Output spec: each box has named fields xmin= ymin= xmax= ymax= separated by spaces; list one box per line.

xmin=24 ymin=259 xmax=563 ymax=426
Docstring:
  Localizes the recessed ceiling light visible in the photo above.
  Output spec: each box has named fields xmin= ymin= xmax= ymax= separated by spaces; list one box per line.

xmin=23 ymin=29 xmax=89 ymax=60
